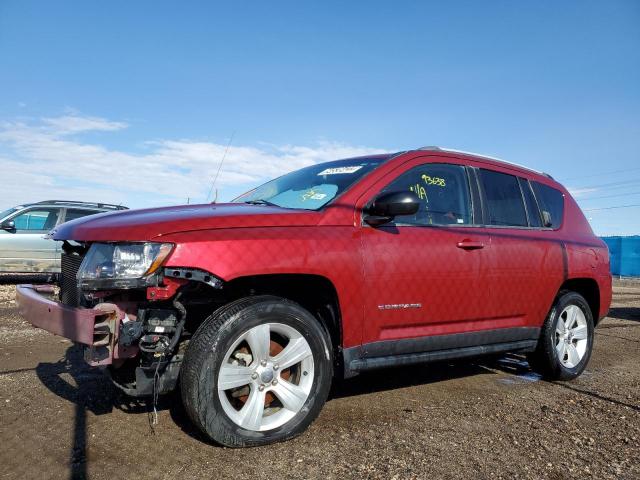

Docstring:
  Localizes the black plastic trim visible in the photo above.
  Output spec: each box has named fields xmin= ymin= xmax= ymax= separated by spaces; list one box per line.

xmin=466 ymin=166 xmax=483 ymax=225
xmin=560 ymin=242 xmax=569 ymax=281
xmin=164 ymin=267 xmax=223 ymax=288
xmin=363 ymin=326 xmax=539 ymax=358
xmin=342 ymin=327 xmax=540 ymax=377
xmin=347 ymin=340 xmax=538 ymax=374
xmin=107 ymin=355 xmax=183 ymax=397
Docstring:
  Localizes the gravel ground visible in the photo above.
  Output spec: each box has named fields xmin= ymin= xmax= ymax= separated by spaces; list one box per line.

xmin=0 ymin=281 xmax=638 ymax=480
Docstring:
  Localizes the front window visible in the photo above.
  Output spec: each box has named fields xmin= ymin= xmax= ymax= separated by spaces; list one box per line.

xmin=381 ymin=163 xmax=473 ymax=226
xmin=11 ymin=208 xmax=60 ymax=231
xmin=232 ymin=157 xmax=388 ymax=210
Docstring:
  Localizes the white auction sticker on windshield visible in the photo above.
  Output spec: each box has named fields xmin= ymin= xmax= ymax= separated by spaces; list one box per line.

xmin=318 ymin=166 xmax=363 ymax=175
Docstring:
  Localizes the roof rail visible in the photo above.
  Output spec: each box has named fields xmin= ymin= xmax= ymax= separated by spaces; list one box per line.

xmin=417 ymin=146 xmax=552 ymax=178
xmin=34 ymin=200 xmax=128 ymax=210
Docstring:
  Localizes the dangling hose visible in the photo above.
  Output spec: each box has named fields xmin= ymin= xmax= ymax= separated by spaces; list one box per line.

xmin=166 ymin=293 xmax=187 ymax=354
xmin=150 ymin=292 xmax=187 ymax=429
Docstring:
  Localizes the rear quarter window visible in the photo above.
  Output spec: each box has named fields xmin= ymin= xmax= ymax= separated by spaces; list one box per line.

xmin=532 ymin=181 xmax=564 ymax=229
xmin=519 ymin=178 xmax=543 ymax=228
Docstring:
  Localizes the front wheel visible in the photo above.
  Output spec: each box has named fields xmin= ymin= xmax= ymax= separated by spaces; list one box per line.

xmin=181 ymin=296 xmax=333 ymax=447
xmin=527 ymin=291 xmax=594 ymax=380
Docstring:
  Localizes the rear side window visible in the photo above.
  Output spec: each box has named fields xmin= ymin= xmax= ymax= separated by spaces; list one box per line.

xmin=532 ymin=181 xmax=564 ymax=228
xmin=64 ymin=209 xmax=101 ymax=222
xmin=479 ymin=169 xmax=527 ymax=227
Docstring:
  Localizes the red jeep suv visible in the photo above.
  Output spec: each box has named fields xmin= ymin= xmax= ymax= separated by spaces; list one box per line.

xmin=17 ymin=147 xmax=612 ymax=447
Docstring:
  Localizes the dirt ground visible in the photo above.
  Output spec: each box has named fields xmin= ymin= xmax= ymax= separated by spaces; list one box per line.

xmin=0 ymin=281 xmax=638 ymax=480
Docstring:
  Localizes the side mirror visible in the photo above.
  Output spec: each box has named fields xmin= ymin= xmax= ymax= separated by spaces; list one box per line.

xmin=364 ymin=191 xmax=420 ymax=226
xmin=1 ymin=220 xmax=15 ymax=231
xmin=541 ymin=210 xmax=553 ymax=228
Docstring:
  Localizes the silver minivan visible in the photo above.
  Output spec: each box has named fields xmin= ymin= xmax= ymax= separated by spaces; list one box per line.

xmin=0 ymin=200 xmax=127 ymax=273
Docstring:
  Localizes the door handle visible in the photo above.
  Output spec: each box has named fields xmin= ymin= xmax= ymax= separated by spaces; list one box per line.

xmin=456 ymin=240 xmax=485 ymax=250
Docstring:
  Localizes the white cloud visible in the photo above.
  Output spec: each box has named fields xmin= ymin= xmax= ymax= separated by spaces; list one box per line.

xmin=42 ymin=115 xmax=128 ymax=135
xmin=0 ymin=113 xmax=385 ymax=209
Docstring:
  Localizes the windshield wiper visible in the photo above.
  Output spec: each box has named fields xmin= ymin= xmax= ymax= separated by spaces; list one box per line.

xmin=243 ymin=199 xmax=279 ymax=207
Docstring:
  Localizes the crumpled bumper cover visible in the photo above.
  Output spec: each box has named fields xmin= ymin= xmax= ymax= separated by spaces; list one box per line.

xmin=15 ymin=284 xmax=137 ymax=365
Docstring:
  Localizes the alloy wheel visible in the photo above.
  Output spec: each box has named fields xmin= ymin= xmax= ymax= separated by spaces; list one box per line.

xmin=555 ymin=304 xmax=589 ymax=369
xmin=217 ymin=322 xmax=314 ymax=431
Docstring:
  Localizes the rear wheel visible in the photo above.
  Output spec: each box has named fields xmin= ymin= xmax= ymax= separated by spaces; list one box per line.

xmin=527 ymin=291 xmax=594 ymax=380
xmin=181 ymin=296 xmax=333 ymax=447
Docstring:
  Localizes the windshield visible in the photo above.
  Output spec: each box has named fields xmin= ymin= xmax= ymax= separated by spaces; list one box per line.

xmin=232 ymin=156 xmax=389 ymax=210
xmin=0 ymin=207 xmax=19 ymax=220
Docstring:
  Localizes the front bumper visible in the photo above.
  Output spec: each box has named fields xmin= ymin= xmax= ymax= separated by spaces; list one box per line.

xmin=16 ymin=284 xmax=137 ymax=366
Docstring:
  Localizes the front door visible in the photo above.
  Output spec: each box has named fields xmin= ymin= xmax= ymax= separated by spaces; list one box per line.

xmin=360 ymin=161 xmax=492 ymax=354
xmin=0 ymin=208 xmax=62 ymax=273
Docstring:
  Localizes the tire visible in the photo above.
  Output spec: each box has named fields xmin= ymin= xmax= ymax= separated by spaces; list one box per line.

xmin=527 ymin=291 xmax=594 ymax=381
xmin=180 ymin=295 xmax=333 ymax=447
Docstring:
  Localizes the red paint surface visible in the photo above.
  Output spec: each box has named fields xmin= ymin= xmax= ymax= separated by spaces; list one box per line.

xmin=51 ymin=150 xmax=612 ymax=348
xmin=16 ymin=284 xmax=101 ymax=345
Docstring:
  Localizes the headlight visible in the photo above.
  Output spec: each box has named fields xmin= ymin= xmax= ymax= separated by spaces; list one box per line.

xmin=77 ymin=242 xmax=174 ymax=290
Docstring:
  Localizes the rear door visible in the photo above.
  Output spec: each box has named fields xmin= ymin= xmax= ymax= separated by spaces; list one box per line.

xmin=0 ymin=207 xmax=63 ymax=273
xmin=477 ymin=168 xmax=564 ymax=329
xmin=360 ymin=159 xmax=493 ymax=352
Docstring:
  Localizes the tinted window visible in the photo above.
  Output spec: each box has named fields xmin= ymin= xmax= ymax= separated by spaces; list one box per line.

xmin=381 ymin=163 xmax=472 ymax=226
xmin=532 ymin=181 xmax=564 ymax=228
xmin=479 ymin=169 xmax=527 ymax=227
xmin=12 ymin=209 xmax=59 ymax=231
xmin=65 ymin=209 xmax=101 ymax=222
xmin=519 ymin=178 xmax=542 ymax=227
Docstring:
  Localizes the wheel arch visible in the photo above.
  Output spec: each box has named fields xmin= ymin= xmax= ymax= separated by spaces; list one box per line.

xmin=223 ymin=273 xmax=343 ymax=362
xmin=558 ymin=277 xmax=601 ymax=325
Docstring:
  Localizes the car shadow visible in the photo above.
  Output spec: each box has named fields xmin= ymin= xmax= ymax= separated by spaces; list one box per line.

xmin=35 ymin=344 xmax=109 ymax=480
xmin=605 ymin=307 xmax=640 ymax=323
xmin=329 ymin=360 xmax=492 ymax=400
xmin=37 ymin=345 xmax=518 ymax=451
xmin=34 ymin=345 xmax=565 ymax=456
xmin=35 ymin=344 xmax=179 ymax=478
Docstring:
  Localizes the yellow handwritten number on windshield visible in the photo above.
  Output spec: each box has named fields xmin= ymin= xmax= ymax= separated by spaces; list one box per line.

xmin=421 ymin=175 xmax=445 ymax=187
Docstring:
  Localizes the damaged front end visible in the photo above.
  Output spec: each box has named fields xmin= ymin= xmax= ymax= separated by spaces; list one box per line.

xmin=16 ymin=240 xmax=223 ymax=397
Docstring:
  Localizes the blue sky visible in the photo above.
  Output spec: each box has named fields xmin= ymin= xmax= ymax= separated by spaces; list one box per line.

xmin=0 ymin=0 xmax=638 ymax=235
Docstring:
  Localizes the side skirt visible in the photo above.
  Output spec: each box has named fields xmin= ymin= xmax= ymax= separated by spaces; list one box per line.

xmin=342 ymin=327 xmax=540 ymax=378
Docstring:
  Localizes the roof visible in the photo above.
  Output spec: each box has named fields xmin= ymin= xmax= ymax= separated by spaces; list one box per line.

xmin=26 ymin=200 xmax=128 ymax=210
xmin=416 ymin=146 xmax=553 ymax=179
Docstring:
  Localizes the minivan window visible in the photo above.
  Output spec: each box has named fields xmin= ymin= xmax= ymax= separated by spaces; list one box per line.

xmin=532 ymin=181 xmax=564 ymax=229
xmin=381 ymin=163 xmax=472 ymax=226
xmin=479 ymin=169 xmax=527 ymax=227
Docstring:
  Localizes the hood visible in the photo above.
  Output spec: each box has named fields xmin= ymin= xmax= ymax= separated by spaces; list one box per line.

xmin=51 ymin=203 xmax=322 ymax=242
